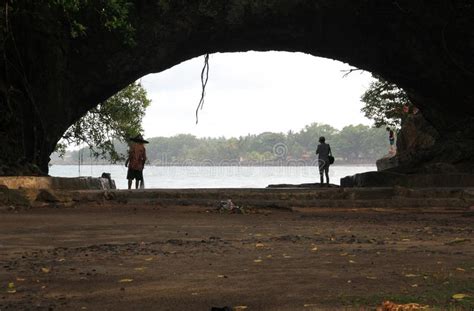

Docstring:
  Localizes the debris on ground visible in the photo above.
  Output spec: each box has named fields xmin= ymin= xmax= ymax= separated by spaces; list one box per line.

xmin=217 ymin=199 xmax=246 ymax=214
xmin=452 ymin=293 xmax=470 ymax=299
xmin=6 ymin=282 xmax=16 ymax=294
xmin=376 ymin=301 xmax=429 ymax=311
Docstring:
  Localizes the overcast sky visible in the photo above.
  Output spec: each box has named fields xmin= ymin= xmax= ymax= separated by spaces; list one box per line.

xmin=140 ymin=51 xmax=375 ymax=139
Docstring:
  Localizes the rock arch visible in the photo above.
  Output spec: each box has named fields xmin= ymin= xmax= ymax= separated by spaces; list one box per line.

xmin=1 ymin=0 xmax=473 ymax=175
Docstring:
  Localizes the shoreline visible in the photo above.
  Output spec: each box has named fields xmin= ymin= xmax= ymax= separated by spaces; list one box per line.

xmin=49 ymin=163 xmax=378 ymax=167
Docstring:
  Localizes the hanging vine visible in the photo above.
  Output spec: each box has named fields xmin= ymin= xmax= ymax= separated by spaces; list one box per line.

xmin=195 ymin=53 xmax=210 ymax=124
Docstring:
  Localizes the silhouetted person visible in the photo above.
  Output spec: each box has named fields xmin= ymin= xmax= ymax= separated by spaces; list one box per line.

xmin=125 ymin=134 xmax=148 ymax=189
xmin=316 ymin=136 xmax=332 ymax=185
xmin=386 ymin=127 xmax=396 ymax=154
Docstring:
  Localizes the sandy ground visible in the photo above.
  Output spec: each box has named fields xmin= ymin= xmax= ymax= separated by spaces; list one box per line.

xmin=0 ymin=203 xmax=473 ymax=310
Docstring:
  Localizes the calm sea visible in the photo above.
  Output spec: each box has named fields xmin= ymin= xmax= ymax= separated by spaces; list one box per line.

xmin=49 ymin=165 xmax=376 ymax=189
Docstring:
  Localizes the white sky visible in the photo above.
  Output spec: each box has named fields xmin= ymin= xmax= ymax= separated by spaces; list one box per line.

xmin=140 ymin=51 xmax=375 ymax=139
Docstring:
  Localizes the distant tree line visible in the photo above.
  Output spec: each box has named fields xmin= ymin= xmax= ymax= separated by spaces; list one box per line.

xmin=51 ymin=123 xmax=388 ymax=166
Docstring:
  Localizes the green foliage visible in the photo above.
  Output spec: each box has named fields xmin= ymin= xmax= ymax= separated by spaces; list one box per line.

xmin=100 ymin=0 xmax=135 ymax=45
xmin=331 ymin=125 xmax=386 ymax=161
xmin=57 ymin=82 xmax=150 ymax=162
xmin=50 ymin=0 xmax=135 ymax=44
xmin=361 ymin=75 xmax=411 ymax=128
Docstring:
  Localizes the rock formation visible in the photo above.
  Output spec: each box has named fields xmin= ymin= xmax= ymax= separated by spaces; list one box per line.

xmin=1 ymin=1 xmax=473 ymax=175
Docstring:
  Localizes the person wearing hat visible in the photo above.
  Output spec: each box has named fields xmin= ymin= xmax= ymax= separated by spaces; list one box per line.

xmin=125 ymin=134 xmax=149 ymax=189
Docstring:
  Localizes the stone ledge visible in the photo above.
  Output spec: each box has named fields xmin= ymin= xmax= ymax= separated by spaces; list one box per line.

xmin=341 ymin=171 xmax=474 ymax=188
xmin=2 ymin=187 xmax=474 ymax=209
xmin=0 ymin=176 xmax=116 ymax=190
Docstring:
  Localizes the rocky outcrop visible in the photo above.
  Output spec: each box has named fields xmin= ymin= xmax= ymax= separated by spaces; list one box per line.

xmin=396 ymin=113 xmax=439 ymax=154
xmin=376 ymin=113 xmax=440 ymax=172
xmin=360 ymin=112 xmax=474 ymax=187
xmin=375 ymin=112 xmax=474 ymax=175
xmin=1 ymin=1 xmax=474 ymax=175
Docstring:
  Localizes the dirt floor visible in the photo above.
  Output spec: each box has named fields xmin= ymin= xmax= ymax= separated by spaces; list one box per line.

xmin=0 ymin=203 xmax=473 ymax=310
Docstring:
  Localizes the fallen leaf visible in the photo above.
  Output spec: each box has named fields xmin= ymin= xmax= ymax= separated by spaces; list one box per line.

xmin=145 ymin=257 xmax=154 ymax=261
xmin=340 ymin=252 xmax=348 ymax=256
xmin=7 ymin=282 xmax=16 ymax=294
xmin=234 ymin=306 xmax=248 ymax=310
xmin=455 ymin=267 xmax=465 ymax=272
xmin=41 ymin=267 xmax=50 ymax=273
xmin=253 ymin=259 xmax=262 ymax=263
xmin=57 ymin=258 xmax=66 ymax=262
xmin=16 ymin=277 xmax=25 ymax=281
xmin=134 ymin=267 xmax=146 ymax=272
xmin=404 ymin=274 xmax=418 ymax=278
xmin=266 ymin=255 xmax=272 ymax=258
xmin=349 ymin=260 xmax=356 ymax=264
xmin=304 ymin=304 xmax=318 ymax=307
xmin=255 ymin=243 xmax=264 ymax=248
xmin=411 ymin=284 xmax=418 ymax=287
xmin=452 ymin=293 xmax=469 ymax=300
xmin=311 ymin=247 xmax=318 ymax=251
xmin=401 ymin=238 xmax=411 ymax=242
xmin=118 ymin=278 xmax=133 ymax=283
xmin=217 ymin=275 xmax=226 ymax=278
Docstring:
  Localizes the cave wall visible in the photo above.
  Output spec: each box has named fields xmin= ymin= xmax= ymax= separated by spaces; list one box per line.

xmin=1 ymin=0 xmax=473 ymax=175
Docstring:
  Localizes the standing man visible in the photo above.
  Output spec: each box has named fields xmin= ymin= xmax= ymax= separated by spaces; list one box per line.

xmin=386 ymin=127 xmax=396 ymax=154
xmin=316 ymin=136 xmax=332 ymax=186
xmin=125 ymin=134 xmax=148 ymax=189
